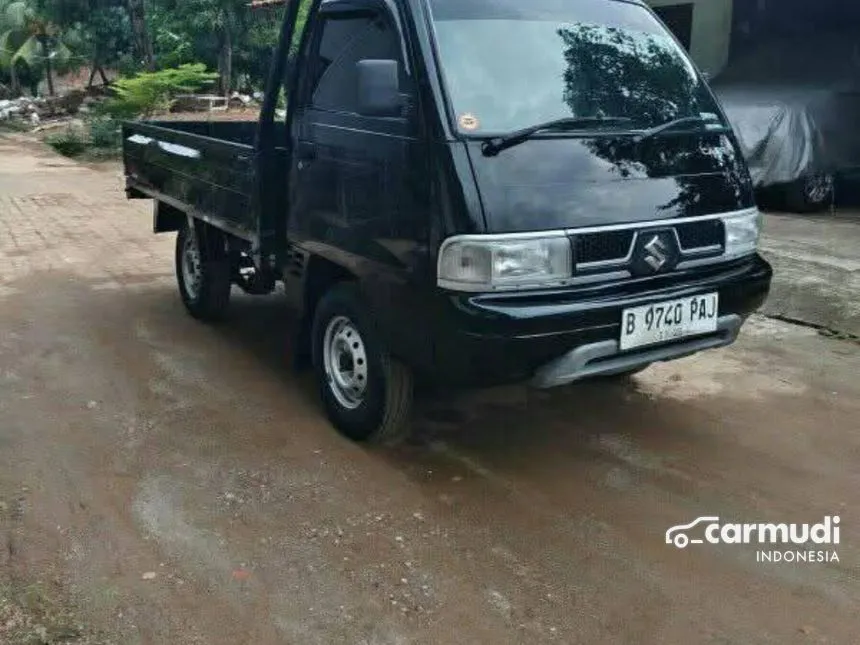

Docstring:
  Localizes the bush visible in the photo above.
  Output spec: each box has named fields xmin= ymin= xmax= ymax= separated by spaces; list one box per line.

xmin=87 ymin=115 xmax=122 ymax=149
xmin=43 ymin=116 xmax=122 ymax=160
xmin=44 ymin=126 xmax=89 ymax=157
xmin=0 ymin=117 xmax=31 ymax=133
xmin=102 ymin=63 xmax=219 ymax=119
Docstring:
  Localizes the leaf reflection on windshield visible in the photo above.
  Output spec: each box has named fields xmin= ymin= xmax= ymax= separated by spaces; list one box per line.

xmin=559 ymin=24 xmax=703 ymax=127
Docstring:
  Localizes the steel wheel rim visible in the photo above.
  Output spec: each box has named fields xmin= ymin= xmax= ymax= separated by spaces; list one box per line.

xmin=181 ymin=228 xmax=203 ymax=300
xmin=323 ymin=316 xmax=369 ymax=410
xmin=805 ymin=173 xmax=834 ymax=203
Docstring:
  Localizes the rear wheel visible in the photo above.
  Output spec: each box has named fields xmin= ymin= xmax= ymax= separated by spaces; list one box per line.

xmin=311 ymin=283 xmax=414 ymax=444
xmin=175 ymin=220 xmax=232 ymax=322
xmin=784 ymin=173 xmax=834 ymax=213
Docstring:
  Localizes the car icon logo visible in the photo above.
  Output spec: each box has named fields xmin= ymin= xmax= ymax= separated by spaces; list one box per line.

xmin=665 ymin=517 xmax=720 ymax=549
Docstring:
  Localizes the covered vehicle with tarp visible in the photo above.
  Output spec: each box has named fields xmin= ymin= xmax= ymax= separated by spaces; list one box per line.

xmin=710 ymin=21 xmax=860 ymax=212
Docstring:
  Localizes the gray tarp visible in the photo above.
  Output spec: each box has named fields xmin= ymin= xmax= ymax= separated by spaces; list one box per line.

xmin=711 ymin=30 xmax=860 ymax=188
xmin=712 ymin=85 xmax=860 ymax=187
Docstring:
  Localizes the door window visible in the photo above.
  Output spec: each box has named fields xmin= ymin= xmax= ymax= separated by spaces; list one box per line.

xmin=308 ymin=14 xmax=403 ymax=114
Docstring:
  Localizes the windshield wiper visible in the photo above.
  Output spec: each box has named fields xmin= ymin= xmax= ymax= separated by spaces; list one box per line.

xmin=634 ymin=115 xmax=729 ymax=142
xmin=481 ymin=116 xmax=634 ymax=157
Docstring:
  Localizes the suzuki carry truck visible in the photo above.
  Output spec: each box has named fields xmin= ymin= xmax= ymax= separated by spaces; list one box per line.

xmin=122 ymin=0 xmax=773 ymax=443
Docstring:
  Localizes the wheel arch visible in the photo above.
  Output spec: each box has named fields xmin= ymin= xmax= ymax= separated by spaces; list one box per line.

xmin=303 ymin=254 xmax=358 ymax=321
xmin=154 ymin=200 xmax=186 ymax=233
xmin=289 ymin=253 xmax=358 ymax=369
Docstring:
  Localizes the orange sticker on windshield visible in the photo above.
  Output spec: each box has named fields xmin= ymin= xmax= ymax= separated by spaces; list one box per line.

xmin=458 ymin=113 xmax=480 ymax=131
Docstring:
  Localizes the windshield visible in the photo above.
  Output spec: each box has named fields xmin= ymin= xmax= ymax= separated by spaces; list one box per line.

xmin=425 ymin=0 xmax=724 ymax=135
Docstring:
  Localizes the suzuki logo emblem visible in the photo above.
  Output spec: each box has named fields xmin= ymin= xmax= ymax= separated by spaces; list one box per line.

xmin=644 ymin=235 xmax=670 ymax=271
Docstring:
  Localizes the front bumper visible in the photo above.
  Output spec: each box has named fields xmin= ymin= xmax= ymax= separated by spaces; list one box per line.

xmin=530 ymin=314 xmax=742 ymax=388
xmin=426 ymin=254 xmax=772 ymax=387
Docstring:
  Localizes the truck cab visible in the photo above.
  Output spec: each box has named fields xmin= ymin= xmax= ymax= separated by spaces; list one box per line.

xmin=122 ymin=0 xmax=772 ymax=443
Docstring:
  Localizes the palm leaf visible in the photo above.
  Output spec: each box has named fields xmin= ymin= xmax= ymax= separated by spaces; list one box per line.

xmin=2 ymin=0 xmax=29 ymax=30
xmin=11 ymin=33 xmax=40 ymax=66
xmin=0 ymin=30 xmax=14 ymax=68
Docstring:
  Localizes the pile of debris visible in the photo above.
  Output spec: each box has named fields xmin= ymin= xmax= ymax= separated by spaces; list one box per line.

xmin=230 ymin=91 xmax=259 ymax=108
xmin=0 ymin=91 xmax=104 ymax=128
xmin=171 ymin=91 xmax=259 ymax=113
xmin=0 ymin=97 xmax=42 ymax=126
xmin=2 ymin=88 xmax=260 ymax=128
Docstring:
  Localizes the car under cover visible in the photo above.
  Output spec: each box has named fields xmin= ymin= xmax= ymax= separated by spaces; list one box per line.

xmin=711 ymin=29 xmax=860 ymax=189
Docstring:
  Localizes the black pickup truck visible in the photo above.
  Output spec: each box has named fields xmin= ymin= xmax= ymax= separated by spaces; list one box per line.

xmin=122 ymin=0 xmax=773 ymax=444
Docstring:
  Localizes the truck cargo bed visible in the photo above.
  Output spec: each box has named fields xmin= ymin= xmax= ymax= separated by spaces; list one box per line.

xmin=122 ymin=120 xmax=260 ymax=240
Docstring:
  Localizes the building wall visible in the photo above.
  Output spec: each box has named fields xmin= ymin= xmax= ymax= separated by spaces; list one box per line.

xmin=647 ymin=0 xmax=733 ymax=77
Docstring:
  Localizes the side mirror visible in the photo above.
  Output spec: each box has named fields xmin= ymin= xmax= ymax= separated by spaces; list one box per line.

xmin=356 ymin=59 xmax=402 ymax=117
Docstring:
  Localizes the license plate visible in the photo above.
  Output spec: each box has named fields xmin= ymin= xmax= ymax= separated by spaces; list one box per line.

xmin=620 ymin=293 xmax=719 ymax=351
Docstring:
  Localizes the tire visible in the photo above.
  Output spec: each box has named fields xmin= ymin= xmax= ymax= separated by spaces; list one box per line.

xmin=311 ymin=282 xmax=414 ymax=444
xmin=175 ymin=220 xmax=232 ymax=322
xmin=783 ymin=173 xmax=834 ymax=213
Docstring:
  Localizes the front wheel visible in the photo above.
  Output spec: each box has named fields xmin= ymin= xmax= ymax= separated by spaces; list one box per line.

xmin=311 ymin=283 xmax=414 ymax=444
xmin=175 ymin=220 xmax=232 ymax=322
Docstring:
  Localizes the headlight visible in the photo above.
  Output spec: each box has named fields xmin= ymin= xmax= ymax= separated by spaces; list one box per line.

xmin=723 ymin=209 xmax=762 ymax=258
xmin=437 ymin=234 xmax=572 ymax=291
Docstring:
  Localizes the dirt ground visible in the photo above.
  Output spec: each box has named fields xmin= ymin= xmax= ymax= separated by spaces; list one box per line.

xmin=1 ymin=134 xmax=859 ymax=645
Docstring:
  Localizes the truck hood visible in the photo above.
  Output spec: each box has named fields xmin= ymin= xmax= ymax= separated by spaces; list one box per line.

xmin=464 ymin=134 xmax=754 ymax=233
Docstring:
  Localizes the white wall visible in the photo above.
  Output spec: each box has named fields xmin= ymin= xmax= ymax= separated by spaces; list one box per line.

xmin=647 ymin=0 xmax=733 ymax=77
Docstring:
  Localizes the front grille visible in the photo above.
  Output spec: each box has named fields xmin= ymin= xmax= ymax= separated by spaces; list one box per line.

xmin=570 ymin=217 xmax=727 ymax=278
xmin=575 ymin=230 xmax=635 ymax=265
xmin=676 ymin=219 xmax=725 ymax=251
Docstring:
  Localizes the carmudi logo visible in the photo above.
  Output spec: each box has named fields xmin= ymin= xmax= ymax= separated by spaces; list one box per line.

xmin=665 ymin=516 xmax=841 ymax=564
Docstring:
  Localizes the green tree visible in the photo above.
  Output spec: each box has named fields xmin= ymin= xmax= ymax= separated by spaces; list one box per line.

xmin=146 ymin=0 xmax=312 ymax=95
xmin=125 ymin=0 xmax=154 ymax=70
xmin=0 ymin=2 xmax=26 ymax=94
xmin=153 ymin=0 xmax=246 ymax=95
xmin=37 ymin=0 xmax=132 ymax=87
xmin=0 ymin=0 xmax=76 ymax=96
